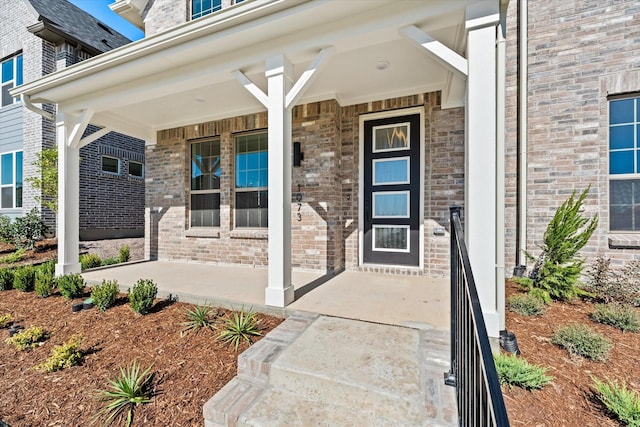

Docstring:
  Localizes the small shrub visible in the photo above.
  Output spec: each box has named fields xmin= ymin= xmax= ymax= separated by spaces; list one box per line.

xmin=91 ymin=280 xmax=120 ymax=312
xmin=94 ymin=361 xmax=154 ymax=427
xmin=13 ymin=265 xmax=35 ymax=292
xmin=5 ymin=326 xmax=48 ymax=351
xmin=585 ymin=256 xmax=640 ymax=306
xmin=181 ymin=303 xmax=216 ymax=335
xmin=0 ymin=267 xmax=13 ymax=290
xmin=218 ymin=306 xmax=262 ymax=351
xmin=34 ymin=261 xmax=56 ymax=298
xmin=0 ymin=215 xmax=12 ymax=243
xmin=507 ymin=293 xmax=547 ymax=316
xmin=591 ymin=303 xmax=640 ymax=332
xmin=118 ymin=245 xmax=131 ymax=264
xmin=57 ymin=273 xmax=85 ymax=300
xmin=128 ymin=279 xmax=157 ymax=315
xmin=101 ymin=257 xmax=119 ymax=266
xmin=0 ymin=313 xmax=11 ymax=328
xmin=35 ymin=334 xmax=83 ymax=372
xmin=494 ymin=353 xmax=553 ymax=390
xmin=11 ymin=208 xmax=47 ymax=250
xmin=593 ymin=377 xmax=640 ymax=427
xmin=552 ymin=323 xmax=612 ymax=362
xmin=80 ymin=253 xmax=102 ymax=270
xmin=0 ymin=249 xmax=25 ymax=265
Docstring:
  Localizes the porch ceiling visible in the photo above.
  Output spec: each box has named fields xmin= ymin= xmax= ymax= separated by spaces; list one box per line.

xmin=14 ymin=0 xmax=479 ymax=141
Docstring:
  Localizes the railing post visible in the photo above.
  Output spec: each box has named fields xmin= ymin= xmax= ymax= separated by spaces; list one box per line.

xmin=444 ymin=206 xmax=461 ymax=387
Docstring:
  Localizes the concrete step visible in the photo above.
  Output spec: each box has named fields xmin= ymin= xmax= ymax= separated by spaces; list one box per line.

xmin=267 ymin=316 xmax=424 ymax=424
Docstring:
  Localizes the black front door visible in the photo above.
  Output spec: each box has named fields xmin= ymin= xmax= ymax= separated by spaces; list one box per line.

xmin=363 ymin=113 xmax=420 ymax=267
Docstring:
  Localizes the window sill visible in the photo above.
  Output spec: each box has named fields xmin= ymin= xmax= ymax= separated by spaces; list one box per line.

xmin=230 ymin=229 xmax=268 ymax=240
xmin=185 ymin=228 xmax=220 ymax=238
xmin=608 ymin=233 xmax=640 ymax=249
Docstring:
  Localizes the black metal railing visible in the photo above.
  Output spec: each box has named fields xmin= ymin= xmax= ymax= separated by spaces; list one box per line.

xmin=444 ymin=206 xmax=510 ymax=427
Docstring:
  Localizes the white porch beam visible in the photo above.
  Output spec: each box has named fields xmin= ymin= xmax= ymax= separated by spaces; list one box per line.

xmin=55 ymin=111 xmax=81 ymax=276
xmin=285 ymin=47 xmax=333 ymax=109
xmin=464 ymin=3 xmax=500 ymax=338
xmin=264 ymin=54 xmax=294 ymax=307
xmin=78 ymin=127 xmax=112 ymax=149
xmin=67 ymin=108 xmax=94 ymax=149
xmin=400 ymin=25 xmax=468 ymax=79
xmin=232 ymin=70 xmax=269 ymax=109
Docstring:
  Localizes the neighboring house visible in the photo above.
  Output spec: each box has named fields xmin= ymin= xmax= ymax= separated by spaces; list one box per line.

xmin=13 ymin=0 xmax=639 ymax=338
xmin=0 ymin=0 xmax=145 ymax=239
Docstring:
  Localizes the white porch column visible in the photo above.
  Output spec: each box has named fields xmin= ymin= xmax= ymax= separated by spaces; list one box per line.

xmin=55 ymin=112 xmax=81 ymax=276
xmin=465 ymin=4 xmax=501 ymax=337
xmin=264 ymin=55 xmax=294 ymax=307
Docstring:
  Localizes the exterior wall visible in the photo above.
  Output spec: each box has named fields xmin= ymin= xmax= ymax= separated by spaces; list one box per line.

xmin=505 ymin=1 xmax=640 ymax=272
xmin=148 ymin=93 xmax=464 ymax=277
xmin=143 ymin=0 xmax=189 ymax=37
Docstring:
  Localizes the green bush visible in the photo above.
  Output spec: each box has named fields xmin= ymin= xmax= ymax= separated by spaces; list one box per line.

xmin=523 ymin=188 xmax=598 ymax=302
xmin=128 ymin=279 xmax=157 ymax=315
xmin=181 ymin=303 xmax=216 ymax=335
xmin=101 ymin=257 xmax=119 ymax=266
xmin=507 ymin=293 xmax=547 ymax=316
xmin=11 ymin=208 xmax=47 ymax=250
xmin=217 ymin=306 xmax=262 ymax=351
xmin=552 ymin=323 xmax=612 ymax=362
xmin=80 ymin=253 xmax=102 ymax=270
xmin=585 ymin=256 xmax=640 ymax=306
xmin=91 ymin=280 xmax=120 ymax=312
xmin=35 ymin=267 xmax=56 ymax=298
xmin=35 ymin=334 xmax=83 ymax=372
xmin=591 ymin=303 xmax=640 ymax=332
xmin=13 ymin=265 xmax=35 ymax=292
xmin=118 ymin=245 xmax=131 ymax=264
xmin=0 ymin=267 xmax=13 ymax=291
xmin=0 ymin=249 xmax=25 ymax=265
xmin=593 ymin=377 xmax=640 ymax=427
xmin=5 ymin=325 xmax=48 ymax=351
xmin=0 ymin=215 xmax=12 ymax=243
xmin=494 ymin=353 xmax=553 ymax=390
xmin=0 ymin=313 xmax=12 ymax=328
xmin=57 ymin=273 xmax=85 ymax=300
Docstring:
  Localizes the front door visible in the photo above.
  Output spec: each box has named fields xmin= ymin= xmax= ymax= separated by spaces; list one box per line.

xmin=363 ymin=113 xmax=421 ymax=267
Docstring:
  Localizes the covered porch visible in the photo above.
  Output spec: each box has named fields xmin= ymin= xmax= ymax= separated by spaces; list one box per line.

xmin=13 ymin=0 xmax=507 ymax=337
xmin=82 ymin=261 xmax=450 ymax=330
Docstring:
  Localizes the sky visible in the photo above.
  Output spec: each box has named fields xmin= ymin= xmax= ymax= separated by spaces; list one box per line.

xmin=67 ymin=0 xmax=144 ymax=41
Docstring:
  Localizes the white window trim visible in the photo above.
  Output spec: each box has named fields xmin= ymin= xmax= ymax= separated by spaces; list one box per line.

xmin=101 ymin=155 xmax=120 ymax=175
xmin=0 ymin=150 xmax=22 ymax=210
xmin=372 ymin=156 xmax=410 ymax=185
xmin=372 ymin=121 xmax=411 ymax=153
xmin=128 ymin=160 xmax=145 ymax=178
xmin=372 ymin=190 xmax=410 ymax=219
xmin=372 ymin=224 xmax=411 ymax=253
xmin=234 ymin=131 xmax=268 ymax=229
xmin=190 ymin=138 xmax=221 ymax=228
xmin=1 ymin=53 xmax=22 ymax=107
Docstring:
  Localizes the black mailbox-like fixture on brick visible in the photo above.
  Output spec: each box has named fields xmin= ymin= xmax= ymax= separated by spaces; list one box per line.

xmin=293 ymin=141 xmax=304 ymax=167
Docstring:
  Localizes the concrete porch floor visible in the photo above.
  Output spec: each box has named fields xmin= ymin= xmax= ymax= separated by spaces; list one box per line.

xmin=82 ymin=261 xmax=450 ymax=330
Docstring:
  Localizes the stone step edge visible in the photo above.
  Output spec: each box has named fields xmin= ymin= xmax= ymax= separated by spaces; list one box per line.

xmin=203 ymin=310 xmax=319 ymax=427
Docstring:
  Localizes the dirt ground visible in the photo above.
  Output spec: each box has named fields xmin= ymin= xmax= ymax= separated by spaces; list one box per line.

xmin=503 ymin=280 xmax=640 ymax=426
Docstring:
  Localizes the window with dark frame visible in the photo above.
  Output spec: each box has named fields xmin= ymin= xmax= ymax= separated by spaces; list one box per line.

xmin=190 ymin=139 xmax=221 ymax=227
xmin=1 ymin=53 xmax=23 ymax=107
xmin=235 ymin=132 xmax=268 ymax=228
xmin=101 ymin=156 xmax=120 ymax=174
xmin=609 ymin=96 xmax=640 ymax=231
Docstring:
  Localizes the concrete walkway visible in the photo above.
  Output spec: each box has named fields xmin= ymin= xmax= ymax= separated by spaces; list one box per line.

xmin=204 ymin=312 xmax=456 ymax=426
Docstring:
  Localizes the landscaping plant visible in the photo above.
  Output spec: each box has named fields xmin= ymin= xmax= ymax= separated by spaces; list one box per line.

xmin=0 ymin=249 xmax=25 ymax=265
xmin=35 ymin=334 xmax=83 ymax=372
xmin=118 ymin=245 xmax=131 ymax=264
xmin=181 ymin=303 xmax=216 ymax=335
xmin=552 ymin=323 xmax=612 ymax=362
xmin=0 ymin=267 xmax=13 ymax=290
xmin=57 ymin=273 xmax=85 ymax=300
xmin=218 ymin=306 xmax=262 ymax=351
xmin=128 ymin=279 xmax=157 ymax=315
xmin=91 ymin=280 xmax=120 ymax=312
xmin=593 ymin=377 xmax=640 ymax=427
xmin=591 ymin=303 xmax=640 ymax=332
xmin=13 ymin=265 xmax=36 ymax=292
xmin=516 ymin=188 xmax=598 ymax=302
xmin=80 ymin=253 xmax=102 ymax=270
xmin=101 ymin=257 xmax=119 ymax=266
xmin=0 ymin=214 xmax=12 ymax=243
xmin=494 ymin=353 xmax=553 ymax=390
xmin=5 ymin=326 xmax=48 ymax=351
xmin=507 ymin=293 xmax=547 ymax=316
xmin=0 ymin=313 xmax=11 ymax=328
xmin=25 ymin=147 xmax=58 ymax=213
xmin=10 ymin=208 xmax=47 ymax=250
xmin=585 ymin=256 xmax=640 ymax=306
xmin=94 ymin=361 xmax=154 ymax=427
xmin=35 ymin=261 xmax=56 ymax=298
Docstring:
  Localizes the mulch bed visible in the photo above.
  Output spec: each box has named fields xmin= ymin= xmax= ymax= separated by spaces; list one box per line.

xmin=0 ymin=289 xmax=282 ymax=426
xmin=504 ymin=280 xmax=640 ymax=426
